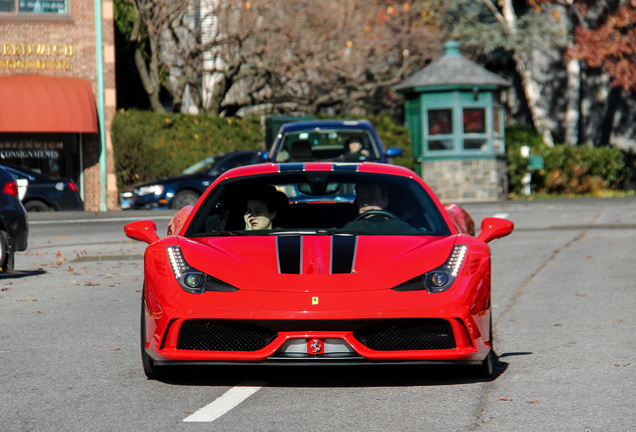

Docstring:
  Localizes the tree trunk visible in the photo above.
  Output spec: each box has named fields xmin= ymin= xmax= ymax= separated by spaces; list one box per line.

xmin=495 ymin=0 xmax=554 ymax=147
xmin=564 ymin=59 xmax=580 ymax=145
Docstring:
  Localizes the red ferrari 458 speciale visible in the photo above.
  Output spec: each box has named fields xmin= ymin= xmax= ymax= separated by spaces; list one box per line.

xmin=125 ymin=162 xmax=513 ymax=379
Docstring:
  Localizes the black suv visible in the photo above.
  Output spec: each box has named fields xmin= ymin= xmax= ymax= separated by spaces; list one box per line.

xmin=0 ymin=167 xmax=28 ymax=271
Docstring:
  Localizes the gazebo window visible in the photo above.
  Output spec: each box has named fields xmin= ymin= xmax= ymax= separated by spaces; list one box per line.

xmin=427 ymin=108 xmax=454 ymax=151
xmin=462 ymin=107 xmax=488 ymax=151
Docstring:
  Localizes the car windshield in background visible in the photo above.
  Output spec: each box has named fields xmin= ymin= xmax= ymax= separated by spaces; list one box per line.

xmin=185 ymin=171 xmax=451 ymax=237
xmin=275 ymin=129 xmax=381 ymax=162
xmin=181 ymin=156 xmax=220 ymax=175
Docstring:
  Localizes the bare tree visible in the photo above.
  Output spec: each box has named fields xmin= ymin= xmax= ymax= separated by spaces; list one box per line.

xmin=157 ymin=0 xmax=443 ymax=116
xmin=129 ymin=0 xmax=188 ymax=112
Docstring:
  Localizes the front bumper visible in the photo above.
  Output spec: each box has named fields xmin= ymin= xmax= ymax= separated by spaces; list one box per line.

xmin=143 ymin=288 xmax=491 ymax=365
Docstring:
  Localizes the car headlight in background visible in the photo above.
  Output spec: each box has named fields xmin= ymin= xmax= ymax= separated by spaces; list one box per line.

xmin=392 ymin=245 xmax=467 ymax=293
xmin=166 ymin=246 xmax=239 ymax=294
xmin=137 ymin=184 xmax=164 ymax=197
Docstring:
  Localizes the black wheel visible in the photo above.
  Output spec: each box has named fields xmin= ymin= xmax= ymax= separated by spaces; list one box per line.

xmin=140 ymin=294 xmax=165 ymax=380
xmin=353 ymin=210 xmax=399 ymax=221
xmin=170 ymin=190 xmax=200 ymax=209
xmin=0 ymin=230 xmax=15 ymax=272
xmin=478 ymin=349 xmax=496 ymax=378
xmin=24 ymin=200 xmax=52 ymax=212
xmin=477 ymin=316 xmax=496 ymax=378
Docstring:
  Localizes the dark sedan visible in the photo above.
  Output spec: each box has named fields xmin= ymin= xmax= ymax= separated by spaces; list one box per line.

xmin=263 ymin=119 xmax=403 ymax=163
xmin=120 ymin=150 xmax=261 ymax=210
xmin=0 ymin=167 xmax=28 ymax=271
xmin=0 ymin=164 xmax=84 ymax=212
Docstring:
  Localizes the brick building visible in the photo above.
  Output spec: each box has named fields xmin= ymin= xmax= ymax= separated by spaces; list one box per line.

xmin=0 ymin=0 xmax=118 ymax=211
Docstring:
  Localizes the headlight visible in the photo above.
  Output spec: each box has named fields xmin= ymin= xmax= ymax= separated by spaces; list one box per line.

xmin=166 ymin=246 xmax=238 ymax=294
xmin=137 ymin=184 xmax=164 ymax=197
xmin=166 ymin=246 xmax=206 ymax=294
xmin=393 ymin=245 xmax=467 ymax=293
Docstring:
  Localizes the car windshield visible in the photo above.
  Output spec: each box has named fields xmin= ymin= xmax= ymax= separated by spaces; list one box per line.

xmin=274 ymin=129 xmax=381 ymax=162
xmin=181 ymin=156 xmax=219 ymax=175
xmin=185 ymin=171 xmax=451 ymax=237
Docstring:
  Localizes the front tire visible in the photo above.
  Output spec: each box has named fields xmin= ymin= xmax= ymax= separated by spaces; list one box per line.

xmin=170 ymin=190 xmax=199 ymax=209
xmin=478 ymin=349 xmax=496 ymax=378
xmin=25 ymin=200 xmax=53 ymax=212
xmin=140 ymin=294 xmax=165 ymax=380
xmin=477 ymin=316 xmax=496 ymax=378
xmin=0 ymin=230 xmax=15 ymax=272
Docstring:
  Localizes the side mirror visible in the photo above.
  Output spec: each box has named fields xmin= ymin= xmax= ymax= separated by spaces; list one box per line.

xmin=167 ymin=205 xmax=193 ymax=235
xmin=477 ymin=217 xmax=514 ymax=244
xmin=124 ymin=220 xmax=160 ymax=245
xmin=386 ymin=147 xmax=403 ymax=158
xmin=257 ymin=151 xmax=269 ymax=162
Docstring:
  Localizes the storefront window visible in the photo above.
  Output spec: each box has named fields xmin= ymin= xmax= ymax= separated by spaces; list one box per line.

xmin=0 ymin=0 xmax=69 ymax=14
xmin=0 ymin=133 xmax=81 ymax=185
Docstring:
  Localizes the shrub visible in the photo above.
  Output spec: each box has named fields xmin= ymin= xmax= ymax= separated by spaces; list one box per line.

xmin=505 ymin=124 xmax=626 ymax=196
xmin=365 ymin=113 xmax=414 ymax=170
xmin=112 ymin=110 xmax=264 ymax=190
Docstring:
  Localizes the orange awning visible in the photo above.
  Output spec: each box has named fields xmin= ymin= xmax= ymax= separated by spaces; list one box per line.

xmin=0 ymin=75 xmax=98 ymax=133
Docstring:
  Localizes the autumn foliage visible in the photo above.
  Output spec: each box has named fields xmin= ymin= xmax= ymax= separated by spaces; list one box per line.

xmin=565 ymin=0 xmax=636 ymax=91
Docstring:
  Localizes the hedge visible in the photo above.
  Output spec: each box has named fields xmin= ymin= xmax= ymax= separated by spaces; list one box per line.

xmin=112 ymin=111 xmax=627 ymax=197
xmin=506 ymin=124 xmax=626 ymax=196
xmin=111 ymin=110 xmax=264 ymax=191
xmin=111 ymin=110 xmax=414 ymax=191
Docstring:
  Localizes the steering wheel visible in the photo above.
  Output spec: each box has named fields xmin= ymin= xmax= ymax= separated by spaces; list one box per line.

xmin=353 ymin=210 xmax=399 ymax=222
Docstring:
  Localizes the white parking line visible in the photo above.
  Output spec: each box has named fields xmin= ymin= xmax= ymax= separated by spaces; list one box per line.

xmin=493 ymin=213 xmax=509 ymax=219
xmin=183 ymin=382 xmax=265 ymax=423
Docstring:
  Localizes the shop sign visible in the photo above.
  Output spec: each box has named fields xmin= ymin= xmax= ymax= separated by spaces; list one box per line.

xmin=0 ymin=43 xmax=73 ymax=71
xmin=0 ymin=141 xmax=63 ymax=160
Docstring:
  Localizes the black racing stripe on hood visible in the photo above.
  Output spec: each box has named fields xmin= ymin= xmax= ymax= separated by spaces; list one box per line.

xmin=277 ymin=236 xmax=302 ymax=274
xmin=331 ymin=235 xmax=357 ymax=274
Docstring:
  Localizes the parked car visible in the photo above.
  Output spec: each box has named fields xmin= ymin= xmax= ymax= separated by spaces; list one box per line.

xmin=119 ymin=150 xmax=261 ymax=210
xmin=263 ymin=119 xmax=403 ymax=163
xmin=125 ymin=162 xmax=513 ymax=380
xmin=0 ymin=164 xmax=84 ymax=212
xmin=0 ymin=167 xmax=28 ymax=271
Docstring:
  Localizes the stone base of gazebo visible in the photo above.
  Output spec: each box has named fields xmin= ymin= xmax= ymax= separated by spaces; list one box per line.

xmin=420 ymin=158 xmax=508 ymax=203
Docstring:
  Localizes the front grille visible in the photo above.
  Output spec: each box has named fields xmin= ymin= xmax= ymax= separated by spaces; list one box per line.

xmin=177 ymin=320 xmax=278 ymax=351
xmin=353 ymin=319 xmax=456 ymax=351
xmin=176 ymin=318 xmax=455 ymax=352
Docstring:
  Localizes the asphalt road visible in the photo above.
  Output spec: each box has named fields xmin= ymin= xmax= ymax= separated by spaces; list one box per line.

xmin=1 ymin=198 xmax=634 ymax=432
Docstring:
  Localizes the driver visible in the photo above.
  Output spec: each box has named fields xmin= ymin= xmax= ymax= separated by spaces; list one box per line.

xmin=343 ymin=181 xmax=415 ymax=234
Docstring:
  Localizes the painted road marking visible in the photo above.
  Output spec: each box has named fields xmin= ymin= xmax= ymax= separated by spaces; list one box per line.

xmin=493 ymin=213 xmax=509 ymax=219
xmin=183 ymin=382 xmax=265 ymax=423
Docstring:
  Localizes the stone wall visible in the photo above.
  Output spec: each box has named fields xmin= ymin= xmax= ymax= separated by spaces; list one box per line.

xmin=420 ymin=158 xmax=508 ymax=203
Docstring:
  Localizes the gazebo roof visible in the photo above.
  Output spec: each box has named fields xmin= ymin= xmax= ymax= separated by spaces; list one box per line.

xmin=395 ymin=41 xmax=511 ymax=94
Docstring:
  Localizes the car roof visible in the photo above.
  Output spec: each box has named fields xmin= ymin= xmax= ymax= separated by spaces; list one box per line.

xmin=0 ymin=163 xmax=49 ymax=181
xmin=279 ymin=119 xmax=373 ymax=132
xmin=220 ymin=161 xmax=415 ymax=179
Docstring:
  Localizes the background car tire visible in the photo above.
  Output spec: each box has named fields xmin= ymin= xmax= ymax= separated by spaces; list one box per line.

xmin=140 ymin=294 xmax=166 ymax=380
xmin=170 ymin=190 xmax=200 ymax=209
xmin=0 ymin=230 xmax=15 ymax=272
xmin=24 ymin=200 xmax=52 ymax=212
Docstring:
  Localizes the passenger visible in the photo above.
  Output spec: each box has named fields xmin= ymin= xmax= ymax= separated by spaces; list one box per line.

xmin=342 ymin=138 xmax=370 ymax=161
xmin=244 ymin=185 xmax=284 ymax=230
xmin=343 ymin=181 xmax=415 ymax=234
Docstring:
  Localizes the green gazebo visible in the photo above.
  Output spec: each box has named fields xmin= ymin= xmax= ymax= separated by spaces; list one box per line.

xmin=395 ymin=41 xmax=511 ymax=202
